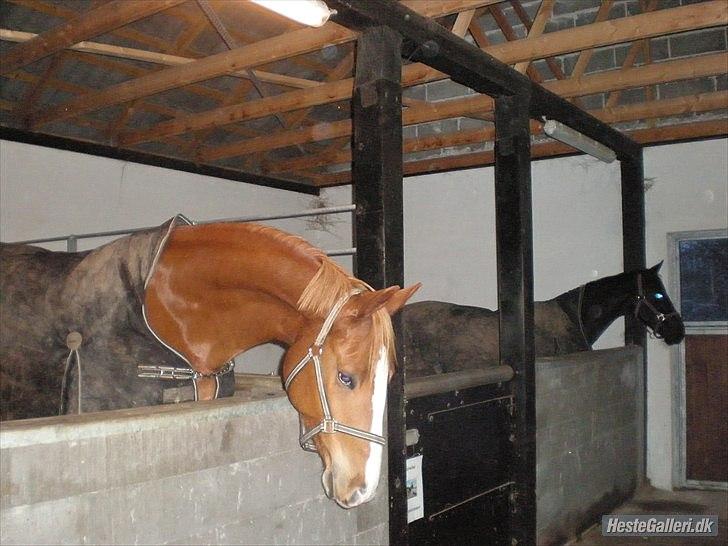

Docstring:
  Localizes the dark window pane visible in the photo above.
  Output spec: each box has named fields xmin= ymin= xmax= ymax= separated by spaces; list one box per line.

xmin=679 ymin=237 xmax=728 ymax=322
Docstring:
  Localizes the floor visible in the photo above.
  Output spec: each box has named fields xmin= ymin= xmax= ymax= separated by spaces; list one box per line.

xmin=570 ymin=486 xmax=727 ymax=545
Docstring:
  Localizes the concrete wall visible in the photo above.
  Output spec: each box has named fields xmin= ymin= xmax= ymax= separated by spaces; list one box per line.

xmin=0 ymin=393 xmax=387 ymax=545
xmin=536 ymin=347 xmax=644 ymax=545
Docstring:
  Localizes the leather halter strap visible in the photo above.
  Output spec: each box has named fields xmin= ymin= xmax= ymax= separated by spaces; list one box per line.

xmin=634 ymin=273 xmax=679 ymax=338
xmin=284 ymin=293 xmax=387 ymax=452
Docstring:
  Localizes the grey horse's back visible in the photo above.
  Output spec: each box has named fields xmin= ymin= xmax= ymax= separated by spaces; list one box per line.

xmin=402 ymin=301 xmax=500 ymax=377
xmin=401 ymin=299 xmax=588 ymax=377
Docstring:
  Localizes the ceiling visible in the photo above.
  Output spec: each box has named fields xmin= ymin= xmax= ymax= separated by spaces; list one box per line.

xmin=1 ymin=0 xmax=726 ymax=193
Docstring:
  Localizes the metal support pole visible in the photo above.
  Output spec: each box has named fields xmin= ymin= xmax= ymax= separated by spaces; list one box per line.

xmin=351 ymin=26 xmax=405 ymax=546
xmin=621 ymin=152 xmax=647 ymax=346
xmin=620 ymin=150 xmax=647 ymax=481
xmin=494 ymin=92 xmax=536 ymax=546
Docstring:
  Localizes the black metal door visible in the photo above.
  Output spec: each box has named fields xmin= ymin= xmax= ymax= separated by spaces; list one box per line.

xmin=406 ymin=382 xmax=513 ymax=545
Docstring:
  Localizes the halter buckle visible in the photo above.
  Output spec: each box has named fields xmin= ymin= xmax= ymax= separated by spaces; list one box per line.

xmin=309 ymin=344 xmax=323 ymax=358
xmin=322 ymin=418 xmax=336 ymax=434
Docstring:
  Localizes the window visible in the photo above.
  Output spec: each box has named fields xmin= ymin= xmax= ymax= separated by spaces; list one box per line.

xmin=678 ymin=236 xmax=728 ymax=324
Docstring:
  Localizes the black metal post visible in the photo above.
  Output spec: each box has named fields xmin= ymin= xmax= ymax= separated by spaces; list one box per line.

xmin=620 ymin=150 xmax=647 ymax=481
xmin=494 ymin=93 xmax=536 ymax=546
xmin=621 ymin=152 xmax=647 ymax=346
xmin=350 ymin=26 xmax=406 ymax=546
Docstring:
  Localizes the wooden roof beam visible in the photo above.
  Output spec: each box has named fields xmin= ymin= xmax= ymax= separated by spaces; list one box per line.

xmin=0 ymin=29 xmax=323 ymax=90
xmin=121 ymin=1 xmax=726 ymax=149
xmin=0 ymin=0 xmax=186 ymax=75
xmin=199 ymin=51 xmax=727 ymax=161
xmin=266 ymin=90 xmax=728 ymax=174
xmin=317 ymin=118 xmax=728 ymax=186
xmin=26 ymin=0 xmax=498 ymax=127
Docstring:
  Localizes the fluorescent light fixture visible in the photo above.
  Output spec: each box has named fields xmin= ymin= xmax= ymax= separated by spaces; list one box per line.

xmin=542 ymin=119 xmax=617 ymax=163
xmin=249 ymin=0 xmax=333 ymax=27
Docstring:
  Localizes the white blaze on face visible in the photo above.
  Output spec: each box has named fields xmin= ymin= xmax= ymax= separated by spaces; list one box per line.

xmin=360 ymin=345 xmax=389 ymax=503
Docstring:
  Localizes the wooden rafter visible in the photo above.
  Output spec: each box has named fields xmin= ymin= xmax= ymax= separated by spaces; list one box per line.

xmin=24 ymin=0 xmax=499 ymax=128
xmin=605 ymin=0 xmax=660 ymax=107
xmin=0 ymin=0 xmax=186 ymax=75
xmin=265 ymin=90 xmax=728 ymax=174
xmin=0 ymin=29 xmax=324 ymax=90
xmin=112 ymin=1 xmax=727 ymax=148
xmin=316 ymin=118 xmax=728 ymax=186
xmin=197 ymin=51 xmax=727 ymax=162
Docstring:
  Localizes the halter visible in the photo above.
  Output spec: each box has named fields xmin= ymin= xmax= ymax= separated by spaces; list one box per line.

xmin=283 ymin=293 xmax=387 ymax=452
xmin=634 ymin=272 xmax=680 ymax=339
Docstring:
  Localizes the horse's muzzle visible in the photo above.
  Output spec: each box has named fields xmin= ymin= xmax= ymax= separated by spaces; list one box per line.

xmin=658 ymin=317 xmax=685 ymax=345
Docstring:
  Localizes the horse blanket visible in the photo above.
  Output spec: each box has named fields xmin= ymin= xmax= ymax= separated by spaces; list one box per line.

xmin=402 ymin=298 xmax=589 ymax=378
xmin=0 ymin=218 xmax=234 ymax=421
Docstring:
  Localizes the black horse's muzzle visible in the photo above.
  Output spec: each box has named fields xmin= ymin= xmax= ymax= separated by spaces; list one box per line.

xmin=655 ymin=316 xmax=685 ymax=345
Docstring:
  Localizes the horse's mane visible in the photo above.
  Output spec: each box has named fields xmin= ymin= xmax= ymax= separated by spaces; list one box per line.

xmin=244 ymin=224 xmax=395 ymax=368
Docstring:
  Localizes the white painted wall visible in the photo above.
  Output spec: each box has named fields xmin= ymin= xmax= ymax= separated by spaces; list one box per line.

xmin=404 ymin=153 xmax=625 ymax=349
xmin=643 ymin=138 xmax=728 ymax=490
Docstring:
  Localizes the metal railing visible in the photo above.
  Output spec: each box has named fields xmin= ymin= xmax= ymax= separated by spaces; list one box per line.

xmin=6 ymin=205 xmax=357 ymax=256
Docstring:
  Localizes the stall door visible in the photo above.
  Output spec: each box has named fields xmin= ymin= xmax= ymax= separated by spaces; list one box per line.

xmin=676 ymin=233 xmax=727 ymax=486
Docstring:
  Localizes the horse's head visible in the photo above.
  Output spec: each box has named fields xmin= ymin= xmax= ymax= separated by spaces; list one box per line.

xmin=282 ymin=284 xmax=420 ymax=508
xmin=634 ymin=262 xmax=685 ymax=345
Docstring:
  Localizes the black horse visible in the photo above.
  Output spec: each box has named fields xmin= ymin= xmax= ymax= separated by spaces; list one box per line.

xmin=403 ymin=263 xmax=685 ymax=378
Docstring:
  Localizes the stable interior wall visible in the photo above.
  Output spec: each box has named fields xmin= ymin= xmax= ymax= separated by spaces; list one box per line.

xmin=643 ymin=138 xmax=728 ymax=490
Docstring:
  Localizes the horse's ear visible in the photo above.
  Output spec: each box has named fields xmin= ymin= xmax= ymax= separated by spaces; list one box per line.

xmin=651 ymin=260 xmax=664 ymax=272
xmin=384 ymin=283 xmax=422 ymax=316
xmin=347 ymin=283 xmax=421 ymax=318
xmin=348 ymin=286 xmax=401 ymax=318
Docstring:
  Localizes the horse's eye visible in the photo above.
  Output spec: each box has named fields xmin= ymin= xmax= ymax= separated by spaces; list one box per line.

xmin=654 ymin=292 xmax=664 ymax=300
xmin=337 ymin=371 xmax=354 ymax=389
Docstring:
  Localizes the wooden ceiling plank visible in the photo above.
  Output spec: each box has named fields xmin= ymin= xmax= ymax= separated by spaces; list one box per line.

xmin=488 ymin=3 xmax=543 ymax=81
xmin=510 ymin=0 xmax=564 ymax=80
xmin=605 ymin=0 xmax=659 ymax=107
xmin=19 ymin=1 xmax=726 ymax=145
xmin=23 ymin=1 xmax=517 ymax=127
xmin=513 ymin=0 xmax=554 ymax=75
xmin=199 ymin=51 xmax=727 ymax=161
xmin=317 ymin=118 xmax=728 ymax=186
xmin=451 ymin=9 xmax=477 ymax=38
xmin=0 ymin=0 xmax=186 ymax=75
xmin=0 ymin=29 xmax=324 ymax=90
xmin=569 ymin=0 xmax=614 ymax=79
xmin=12 ymin=52 xmax=66 ymax=122
xmin=4 ymin=0 xmax=173 ymax=52
xmin=268 ymin=90 xmax=728 ymax=173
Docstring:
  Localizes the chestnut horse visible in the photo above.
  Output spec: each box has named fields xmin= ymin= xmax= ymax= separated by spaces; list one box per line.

xmin=145 ymin=222 xmax=420 ymax=507
xmin=0 ymin=220 xmax=419 ymax=508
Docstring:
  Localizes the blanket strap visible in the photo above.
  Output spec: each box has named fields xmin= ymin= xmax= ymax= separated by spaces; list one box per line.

xmin=60 ymin=331 xmax=83 ymax=415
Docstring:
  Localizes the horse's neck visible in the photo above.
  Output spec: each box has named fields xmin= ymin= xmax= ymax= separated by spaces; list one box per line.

xmin=147 ymin=224 xmax=322 ymax=370
xmin=578 ymin=272 xmax=637 ymax=345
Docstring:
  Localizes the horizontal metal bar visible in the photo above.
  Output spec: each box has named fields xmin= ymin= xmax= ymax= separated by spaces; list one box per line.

xmin=426 ymin=395 xmax=514 ymax=421
xmin=6 ymin=205 xmax=356 ymax=246
xmin=427 ymin=481 xmax=515 ymax=522
xmin=405 ymin=366 xmax=514 ymax=398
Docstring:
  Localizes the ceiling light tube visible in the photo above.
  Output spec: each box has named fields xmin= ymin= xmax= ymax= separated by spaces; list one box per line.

xmin=249 ymin=0 xmax=334 ymax=27
xmin=543 ymin=119 xmax=617 ymax=163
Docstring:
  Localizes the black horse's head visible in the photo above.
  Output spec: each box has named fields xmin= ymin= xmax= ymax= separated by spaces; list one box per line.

xmin=634 ymin=262 xmax=685 ymax=345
